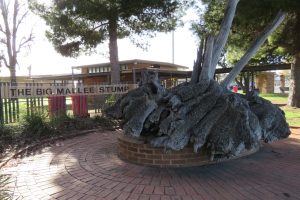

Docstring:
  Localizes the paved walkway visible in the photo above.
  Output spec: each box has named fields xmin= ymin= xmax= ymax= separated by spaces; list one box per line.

xmin=2 ymin=129 xmax=300 ymax=200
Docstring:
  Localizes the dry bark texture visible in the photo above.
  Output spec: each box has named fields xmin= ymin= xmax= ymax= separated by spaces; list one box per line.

xmin=107 ymin=72 xmax=290 ymax=160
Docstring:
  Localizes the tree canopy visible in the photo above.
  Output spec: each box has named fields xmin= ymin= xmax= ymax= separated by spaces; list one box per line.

xmin=228 ymin=0 xmax=300 ymax=65
xmin=195 ymin=0 xmax=300 ymax=64
xmin=30 ymin=0 xmax=187 ymax=83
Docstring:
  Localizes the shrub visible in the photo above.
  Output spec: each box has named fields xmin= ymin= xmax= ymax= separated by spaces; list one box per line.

xmin=0 ymin=124 xmax=22 ymax=153
xmin=49 ymin=114 xmax=73 ymax=130
xmin=0 ymin=124 xmax=14 ymax=141
xmin=21 ymin=112 xmax=55 ymax=140
xmin=93 ymin=115 xmax=118 ymax=129
xmin=50 ymin=114 xmax=95 ymax=130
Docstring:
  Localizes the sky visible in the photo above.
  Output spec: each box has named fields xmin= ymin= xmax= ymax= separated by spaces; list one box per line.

xmin=0 ymin=5 xmax=199 ymax=77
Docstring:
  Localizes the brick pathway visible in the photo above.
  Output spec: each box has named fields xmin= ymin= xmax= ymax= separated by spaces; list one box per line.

xmin=2 ymin=130 xmax=300 ymax=200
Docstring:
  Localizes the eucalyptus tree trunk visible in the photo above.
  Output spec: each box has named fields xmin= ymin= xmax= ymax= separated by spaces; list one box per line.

xmin=191 ymin=38 xmax=204 ymax=84
xmin=288 ymin=14 xmax=300 ymax=108
xmin=107 ymin=1 xmax=290 ymax=160
xmin=210 ymin=0 xmax=239 ymax=74
xmin=288 ymin=53 xmax=300 ymax=107
xmin=108 ymin=18 xmax=120 ymax=84
xmin=9 ymin=66 xmax=17 ymax=85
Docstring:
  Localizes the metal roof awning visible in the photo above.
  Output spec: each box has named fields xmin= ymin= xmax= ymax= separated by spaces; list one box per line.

xmin=72 ymin=59 xmax=189 ymax=70
xmin=215 ymin=63 xmax=291 ymax=74
xmin=30 ymin=63 xmax=291 ymax=81
xmin=31 ymin=68 xmax=191 ymax=81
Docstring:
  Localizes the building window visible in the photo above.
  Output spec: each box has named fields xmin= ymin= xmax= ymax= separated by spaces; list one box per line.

xmin=121 ymin=64 xmax=128 ymax=71
xmin=104 ymin=66 xmax=109 ymax=72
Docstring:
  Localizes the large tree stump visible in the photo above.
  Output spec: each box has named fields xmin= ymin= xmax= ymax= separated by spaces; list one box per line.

xmin=106 ymin=0 xmax=290 ymax=161
xmin=106 ymin=71 xmax=290 ymax=160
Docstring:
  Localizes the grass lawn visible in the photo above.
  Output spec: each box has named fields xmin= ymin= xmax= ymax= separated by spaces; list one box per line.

xmin=259 ymin=93 xmax=300 ymax=127
xmin=280 ymin=106 xmax=300 ymax=127
xmin=260 ymin=93 xmax=288 ymax=105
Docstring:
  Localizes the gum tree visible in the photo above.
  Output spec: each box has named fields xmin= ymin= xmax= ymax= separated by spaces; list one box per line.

xmin=0 ymin=0 xmax=33 ymax=83
xmin=30 ymin=0 xmax=186 ymax=83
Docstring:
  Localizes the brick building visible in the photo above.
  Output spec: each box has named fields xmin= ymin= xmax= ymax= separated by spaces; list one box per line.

xmin=71 ymin=59 xmax=191 ymax=87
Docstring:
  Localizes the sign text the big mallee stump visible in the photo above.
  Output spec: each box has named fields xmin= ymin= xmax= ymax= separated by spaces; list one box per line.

xmin=2 ymin=84 xmax=137 ymax=98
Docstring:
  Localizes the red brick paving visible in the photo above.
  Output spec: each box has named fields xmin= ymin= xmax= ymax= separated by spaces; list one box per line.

xmin=2 ymin=129 xmax=300 ymax=200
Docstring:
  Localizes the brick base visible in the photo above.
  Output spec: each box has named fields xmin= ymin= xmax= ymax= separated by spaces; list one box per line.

xmin=118 ymin=135 xmax=260 ymax=167
xmin=118 ymin=135 xmax=213 ymax=167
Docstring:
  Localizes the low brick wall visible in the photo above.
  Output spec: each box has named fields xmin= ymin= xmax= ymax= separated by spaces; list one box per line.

xmin=118 ymin=135 xmax=212 ymax=167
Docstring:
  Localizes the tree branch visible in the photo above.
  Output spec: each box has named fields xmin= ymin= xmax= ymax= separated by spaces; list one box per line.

xmin=191 ymin=38 xmax=204 ymax=84
xmin=0 ymin=0 xmax=13 ymax=62
xmin=16 ymin=32 xmax=34 ymax=53
xmin=199 ymin=35 xmax=214 ymax=82
xmin=210 ymin=0 xmax=239 ymax=77
xmin=0 ymin=54 xmax=9 ymax=68
xmin=92 ymin=22 xmax=109 ymax=31
xmin=221 ymin=11 xmax=286 ymax=88
xmin=16 ymin=10 xmax=29 ymax=31
xmin=0 ymin=24 xmax=6 ymax=34
xmin=0 ymin=38 xmax=7 ymax=45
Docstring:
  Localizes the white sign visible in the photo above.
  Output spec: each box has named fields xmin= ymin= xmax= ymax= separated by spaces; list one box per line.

xmin=0 ymin=84 xmax=137 ymax=98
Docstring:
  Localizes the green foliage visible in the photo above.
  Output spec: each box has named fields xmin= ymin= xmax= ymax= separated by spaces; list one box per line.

xmin=21 ymin=112 xmax=55 ymax=140
xmin=202 ymin=0 xmax=226 ymax=35
xmin=49 ymin=114 xmax=73 ymax=130
xmin=59 ymin=115 xmax=95 ymax=130
xmin=0 ymin=124 xmax=22 ymax=153
xmin=0 ymin=110 xmax=121 ymax=158
xmin=0 ymin=124 xmax=15 ymax=141
xmin=0 ymin=174 xmax=12 ymax=200
xmin=93 ymin=115 xmax=118 ymax=129
xmin=30 ymin=0 xmax=187 ymax=57
xmin=49 ymin=113 xmax=118 ymax=130
xmin=195 ymin=0 xmax=300 ymax=66
xmin=105 ymin=95 xmax=117 ymax=107
xmin=225 ymin=0 xmax=297 ymax=65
